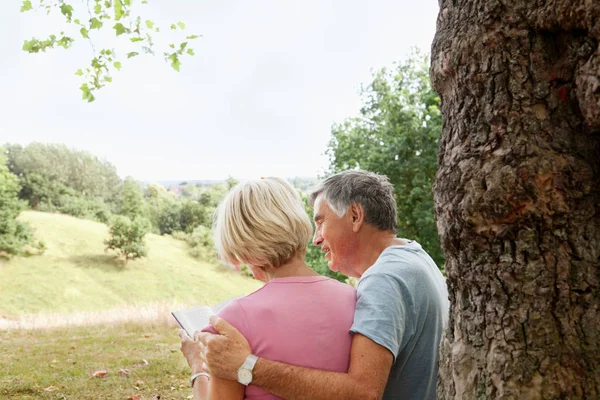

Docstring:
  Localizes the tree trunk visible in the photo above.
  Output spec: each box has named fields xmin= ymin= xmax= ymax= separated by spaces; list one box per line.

xmin=430 ymin=1 xmax=600 ymax=399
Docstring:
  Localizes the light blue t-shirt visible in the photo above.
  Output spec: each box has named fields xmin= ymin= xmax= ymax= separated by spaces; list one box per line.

xmin=350 ymin=241 xmax=449 ymax=400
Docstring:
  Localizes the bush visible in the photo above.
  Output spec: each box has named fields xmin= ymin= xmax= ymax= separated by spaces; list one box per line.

xmin=157 ymin=204 xmax=181 ymax=235
xmin=104 ymin=216 xmax=150 ymax=263
xmin=54 ymin=195 xmax=113 ymax=223
xmin=0 ymin=160 xmax=36 ymax=256
xmin=172 ymin=225 xmax=218 ymax=263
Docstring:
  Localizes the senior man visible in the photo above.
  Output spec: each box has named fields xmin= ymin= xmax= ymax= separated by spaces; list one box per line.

xmin=187 ymin=170 xmax=449 ymax=400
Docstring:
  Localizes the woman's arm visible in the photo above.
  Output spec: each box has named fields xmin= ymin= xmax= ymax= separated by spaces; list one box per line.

xmin=201 ymin=376 xmax=244 ymax=400
xmin=181 ymin=329 xmax=245 ymax=400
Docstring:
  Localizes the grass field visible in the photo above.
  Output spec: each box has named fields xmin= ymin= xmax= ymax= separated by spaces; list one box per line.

xmin=0 ymin=321 xmax=193 ymax=400
xmin=0 ymin=211 xmax=263 ymax=399
xmin=0 ymin=211 xmax=262 ymax=318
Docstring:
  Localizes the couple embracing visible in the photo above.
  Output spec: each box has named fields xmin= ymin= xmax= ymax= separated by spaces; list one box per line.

xmin=180 ymin=170 xmax=449 ymax=400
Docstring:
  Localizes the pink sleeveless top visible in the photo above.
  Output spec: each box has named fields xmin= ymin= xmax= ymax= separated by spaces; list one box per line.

xmin=204 ymin=275 xmax=356 ymax=399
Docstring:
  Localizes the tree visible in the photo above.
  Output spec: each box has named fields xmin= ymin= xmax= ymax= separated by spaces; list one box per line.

xmin=5 ymin=142 xmax=121 ymax=207
xmin=19 ymin=0 xmax=199 ymax=102
xmin=0 ymin=157 xmax=35 ymax=255
xmin=326 ymin=51 xmax=444 ymax=266
xmin=431 ymin=1 xmax=600 ymax=398
xmin=116 ymin=177 xmax=146 ymax=220
xmin=104 ymin=215 xmax=150 ymax=262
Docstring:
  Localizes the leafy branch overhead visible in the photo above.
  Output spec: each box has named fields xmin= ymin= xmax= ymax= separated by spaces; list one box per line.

xmin=20 ymin=0 xmax=200 ymax=102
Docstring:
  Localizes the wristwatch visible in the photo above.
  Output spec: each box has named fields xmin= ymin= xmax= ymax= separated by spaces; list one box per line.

xmin=236 ymin=354 xmax=259 ymax=386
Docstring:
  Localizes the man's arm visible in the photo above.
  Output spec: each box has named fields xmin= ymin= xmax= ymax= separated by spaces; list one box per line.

xmin=196 ymin=316 xmax=393 ymax=400
xmin=253 ymin=333 xmax=393 ymax=400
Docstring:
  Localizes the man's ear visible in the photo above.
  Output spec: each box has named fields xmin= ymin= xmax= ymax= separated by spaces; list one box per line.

xmin=349 ymin=203 xmax=365 ymax=232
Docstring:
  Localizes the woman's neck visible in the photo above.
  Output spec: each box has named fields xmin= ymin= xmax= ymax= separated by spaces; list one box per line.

xmin=266 ymin=256 xmax=319 ymax=280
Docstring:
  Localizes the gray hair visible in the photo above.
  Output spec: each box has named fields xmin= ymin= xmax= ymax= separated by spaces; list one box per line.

xmin=309 ymin=170 xmax=397 ymax=234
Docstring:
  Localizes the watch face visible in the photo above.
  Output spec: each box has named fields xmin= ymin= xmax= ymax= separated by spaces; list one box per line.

xmin=238 ymin=368 xmax=252 ymax=385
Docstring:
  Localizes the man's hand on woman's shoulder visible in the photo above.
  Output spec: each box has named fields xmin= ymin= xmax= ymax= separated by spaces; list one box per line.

xmin=195 ymin=315 xmax=252 ymax=380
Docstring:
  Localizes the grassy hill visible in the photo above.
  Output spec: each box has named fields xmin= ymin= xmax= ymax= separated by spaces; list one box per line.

xmin=0 ymin=211 xmax=262 ymax=318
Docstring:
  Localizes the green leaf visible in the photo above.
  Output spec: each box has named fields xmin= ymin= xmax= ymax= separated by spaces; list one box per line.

xmin=90 ymin=18 xmax=103 ymax=30
xmin=80 ymin=83 xmax=93 ymax=102
xmin=170 ymin=24 xmax=177 ymax=30
xmin=80 ymin=27 xmax=89 ymax=39
xmin=130 ymin=37 xmax=144 ymax=43
xmin=113 ymin=23 xmax=127 ymax=36
xmin=179 ymin=42 xmax=188 ymax=51
xmin=145 ymin=20 xmax=155 ymax=29
xmin=94 ymin=3 xmax=102 ymax=14
xmin=127 ymin=52 xmax=139 ymax=58
xmin=20 ymin=0 xmax=33 ymax=12
xmin=113 ymin=61 xmax=122 ymax=70
xmin=105 ymin=76 xmax=113 ymax=83
xmin=186 ymin=35 xmax=200 ymax=40
xmin=57 ymin=36 xmax=74 ymax=49
xmin=168 ymin=53 xmax=181 ymax=72
xmin=114 ymin=0 xmax=124 ymax=21
xmin=169 ymin=43 xmax=175 ymax=49
xmin=60 ymin=4 xmax=74 ymax=21
xmin=74 ymin=19 xmax=81 ymax=25
xmin=22 ymin=39 xmax=36 ymax=52
xmin=75 ymin=69 xmax=84 ymax=76
xmin=187 ymin=48 xmax=195 ymax=56
xmin=177 ymin=22 xmax=186 ymax=30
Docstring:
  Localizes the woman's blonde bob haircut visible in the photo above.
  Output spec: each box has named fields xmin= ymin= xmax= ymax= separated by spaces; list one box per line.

xmin=213 ymin=177 xmax=313 ymax=269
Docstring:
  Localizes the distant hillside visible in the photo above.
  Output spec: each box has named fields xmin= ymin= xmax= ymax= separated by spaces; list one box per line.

xmin=146 ymin=177 xmax=320 ymax=192
xmin=0 ymin=211 xmax=261 ymax=317
xmin=144 ymin=179 xmax=225 ymax=189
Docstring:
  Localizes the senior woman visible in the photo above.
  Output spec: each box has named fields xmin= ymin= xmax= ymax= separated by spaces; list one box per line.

xmin=179 ymin=177 xmax=356 ymax=400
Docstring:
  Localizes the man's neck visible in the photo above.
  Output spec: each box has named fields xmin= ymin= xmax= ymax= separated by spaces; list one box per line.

xmin=354 ymin=231 xmax=408 ymax=277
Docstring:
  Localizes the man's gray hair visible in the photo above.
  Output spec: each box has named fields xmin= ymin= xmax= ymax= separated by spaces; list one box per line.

xmin=309 ymin=170 xmax=398 ymax=234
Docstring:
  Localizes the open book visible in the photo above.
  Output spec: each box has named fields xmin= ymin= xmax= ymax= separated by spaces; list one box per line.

xmin=172 ymin=295 xmax=243 ymax=337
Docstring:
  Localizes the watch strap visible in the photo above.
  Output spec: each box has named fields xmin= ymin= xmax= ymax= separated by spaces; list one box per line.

xmin=241 ymin=354 xmax=259 ymax=371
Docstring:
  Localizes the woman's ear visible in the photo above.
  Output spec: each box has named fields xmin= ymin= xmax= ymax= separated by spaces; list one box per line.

xmin=249 ymin=265 xmax=269 ymax=283
xmin=349 ymin=203 xmax=365 ymax=233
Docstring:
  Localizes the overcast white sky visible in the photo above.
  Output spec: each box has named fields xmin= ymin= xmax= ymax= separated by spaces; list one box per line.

xmin=0 ymin=0 xmax=439 ymax=181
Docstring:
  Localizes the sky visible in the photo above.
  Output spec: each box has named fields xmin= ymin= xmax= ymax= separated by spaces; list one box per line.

xmin=0 ymin=0 xmax=439 ymax=181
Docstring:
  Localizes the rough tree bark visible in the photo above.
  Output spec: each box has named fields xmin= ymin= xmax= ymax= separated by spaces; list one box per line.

xmin=431 ymin=1 xmax=600 ymax=399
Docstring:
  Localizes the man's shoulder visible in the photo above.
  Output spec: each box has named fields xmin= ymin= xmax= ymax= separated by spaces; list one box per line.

xmin=363 ymin=244 xmax=431 ymax=279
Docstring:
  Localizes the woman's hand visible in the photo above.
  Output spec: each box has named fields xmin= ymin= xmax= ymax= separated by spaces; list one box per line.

xmin=179 ymin=329 xmax=205 ymax=374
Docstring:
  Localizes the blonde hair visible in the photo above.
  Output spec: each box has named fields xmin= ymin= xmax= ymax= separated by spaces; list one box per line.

xmin=214 ymin=177 xmax=313 ymax=269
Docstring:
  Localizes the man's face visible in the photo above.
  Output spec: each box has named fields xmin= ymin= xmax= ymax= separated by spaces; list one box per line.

xmin=312 ymin=195 xmax=358 ymax=277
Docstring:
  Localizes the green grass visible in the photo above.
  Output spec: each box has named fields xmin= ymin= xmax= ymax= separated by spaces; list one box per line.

xmin=0 ymin=211 xmax=261 ymax=317
xmin=0 ymin=321 xmax=194 ymax=400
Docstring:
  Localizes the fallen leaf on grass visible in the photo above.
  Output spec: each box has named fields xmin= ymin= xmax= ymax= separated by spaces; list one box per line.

xmin=126 ymin=395 xmax=143 ymax=400
xmin=91 ymin=370 xmax=108 ymax=378
xmin=134 ymin=359 xmax=149 ymax=368
xmin=44 ymin=386 xmax=59 ymax=392
xmin=152 ymin=396 xmax=161 ymax=400
xmin=119 ymin=368 xmax=130 ymax=377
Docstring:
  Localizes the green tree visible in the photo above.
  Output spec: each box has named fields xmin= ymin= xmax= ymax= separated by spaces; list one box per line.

xmin=6 ymin=142 xmax=121 ymax=207
xmin=116 ymin=177 xmax=146 ymax=220
xmin=104 ymin=216 xmax=150 ymax=262
xmin=179 ymin=199 xmax=209 ymax=233
xmin=0 ymin=156 xmax=35 ymax=255
xmin=326 ymin=50 xmax=444 ymax=267
xmin=19 ymin=0 xmax=199 ymax=102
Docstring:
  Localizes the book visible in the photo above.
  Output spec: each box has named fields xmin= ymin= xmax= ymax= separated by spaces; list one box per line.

xmin=172 ymin=295 xmax=243 ymax=337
